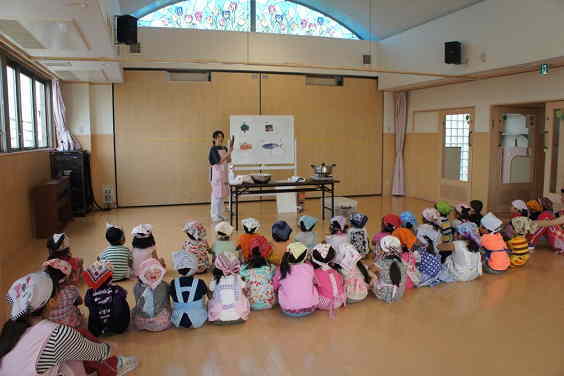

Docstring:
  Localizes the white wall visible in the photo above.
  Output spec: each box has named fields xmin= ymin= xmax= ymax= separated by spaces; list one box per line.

xmin=122 ymin=27 xmax=379 ymax=77
xmin=89 ymin=85 xmax=114 ymax=135
xmin=407 ymin=67 xmax=564 ymax=133
xmin=379 ymin=0 xmax=564 ymax=90
xmin=63 ymin=83 xmax=91 ymax=137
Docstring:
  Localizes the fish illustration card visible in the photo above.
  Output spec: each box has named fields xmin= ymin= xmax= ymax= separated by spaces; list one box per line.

xmin=230 ymin=115 xmax=294 ymax=165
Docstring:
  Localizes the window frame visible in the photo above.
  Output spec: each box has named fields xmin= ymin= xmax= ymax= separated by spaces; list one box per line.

xmin=0 ymin=52 xmax=52 ymax=154
xmin=137 ymin=0 xmax=362 ymax=40
xmin=441 ymin=110 xmax=473 ymax=183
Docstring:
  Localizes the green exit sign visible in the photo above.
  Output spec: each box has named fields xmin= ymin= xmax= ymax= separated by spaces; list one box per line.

xmin=540 ymin=63 xmax=551 ymax=75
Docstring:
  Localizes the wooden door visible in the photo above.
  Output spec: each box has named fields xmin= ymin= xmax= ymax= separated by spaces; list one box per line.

xmin=489 ymin=106 xmax=545 ymax=213
xmin=544 ymin=101 xmax=564 ymax=203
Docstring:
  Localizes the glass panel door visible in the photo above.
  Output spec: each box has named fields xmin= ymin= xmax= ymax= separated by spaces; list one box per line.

xmin=550 ymin=109 xmax=563 ymax=192
xmin=500 ymin=113 xmax=533 ymax=184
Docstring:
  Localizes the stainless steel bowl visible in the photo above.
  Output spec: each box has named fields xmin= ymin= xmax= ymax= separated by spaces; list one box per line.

xmin=311 ymin=163 xmax=336 ymax=177
xmin=251 ymin=173 xmax=272 ymax=184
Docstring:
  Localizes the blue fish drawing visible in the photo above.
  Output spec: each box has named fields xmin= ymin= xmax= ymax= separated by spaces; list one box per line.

xmin=262 ymin=143 xmax=283 ymax=150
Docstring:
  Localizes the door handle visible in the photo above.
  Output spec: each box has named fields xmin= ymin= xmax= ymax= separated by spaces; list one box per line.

xmin=544 ymin=130 xmax=549 ymax=151
xmin=498 ymin=131 xmax=503 ymax=147
xmin=469 ymin=130 xmax=473 ymax=147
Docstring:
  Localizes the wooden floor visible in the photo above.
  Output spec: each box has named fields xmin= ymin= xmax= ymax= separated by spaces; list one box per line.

xmin=6 ymin=196 xmax=564 ymax=375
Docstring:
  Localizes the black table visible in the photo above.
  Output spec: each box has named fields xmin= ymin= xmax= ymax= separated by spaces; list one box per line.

xmin=229 ymin=179 xmax=339 ymax=230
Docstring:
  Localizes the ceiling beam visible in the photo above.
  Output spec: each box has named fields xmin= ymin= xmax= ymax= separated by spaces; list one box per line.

xmin=31 ymin=55 xmax=479 ymax=80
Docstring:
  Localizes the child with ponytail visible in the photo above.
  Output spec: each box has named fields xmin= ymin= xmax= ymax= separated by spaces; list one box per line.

xmin=311 ymin=244 xmax=345 ymax=316
xmin=336 ymin=243 xmax=371 ymax=303
xmin=273 ymin=243 xmax=319 ymax=317
xmin=369 ymin=236 xmax=407 ymax=303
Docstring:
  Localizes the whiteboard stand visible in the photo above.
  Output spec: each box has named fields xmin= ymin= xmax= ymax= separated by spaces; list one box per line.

xmin=229 ymin=139 xmax=298 ymax=210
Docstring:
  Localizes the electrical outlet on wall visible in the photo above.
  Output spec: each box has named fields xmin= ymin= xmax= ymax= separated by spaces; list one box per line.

xmin=103 ymin=185 xmax=114 ymax=205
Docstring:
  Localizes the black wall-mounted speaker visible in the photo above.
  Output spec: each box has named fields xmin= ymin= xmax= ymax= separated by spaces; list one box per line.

xmin=116 ymin=15 xmax=138 ymax=45
xmin=445 ymin=41 xmax=462 ymax=65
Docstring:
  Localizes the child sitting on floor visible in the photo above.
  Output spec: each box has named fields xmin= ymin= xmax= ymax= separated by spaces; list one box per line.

xmin=325 ymin=216 xmax=349 ymax=253
xmin=416 ymin=208 xmax=443 ymax=254
xmin=43 ymin=259 xmax=84 ymax=328
xmin=132 ymin=258 xmax=171 ymax=332
xmin=336 ymin=243 xmax=371 ymax=303
xmin=469 ymin=200 xmax=484 ymax=227
xmin=347 ymin=213 xmax=370 ymax=258
xmin=240 ymin=237 xmax=276 ymax=311
xmin=436 ymin=201 xmax=454 ymax=243
xmin=46 ymin=233 xmax=83 ymax=285
xmin=512 ymin=200 xmax=530 ymax=218
xmin=99 ymin=224 xmax=132 ymax=282
xmin=182 ymin=221 xmax=211 ymax=274
xmin=83 ymin=261 xmax=130 ymax=337
xmin=311 ymin=244 xmax=345 ymax=317
xmin=273 ymin=242 xmax=319 ymax=317
xmin=270 ymin=221 xmax=293 ymax=266
xmin=208 ymin=252 xmax=250 ymax=325
xmin=527 ymin=200 xmax=543 ymax=220
xmin=452 ymin=203 xmax=472 ymax=228
xmin=238 ymin=218 xmax=261 ymax=260
xmin=372 ymin=214 xmax=402 ymax=259
xmin=400 ymin=211 xmax=417 ymax=232
xmin=439 ymin=222 xmax=482 ymax=283
xmin=369 ymin=236 xmax=406 ymax=303
xmin=131 ymin=224 xmax=165 ymax=277
xmin=415 ymin=234 xmax=442 ymax=287
xmin=392 ymin=228 xmax=420 ymax=289
xmin=169 ymin=251 xmax=208 ymax=329
xmin=480 ymin=213 xmax=510 ymax=274
xmin=294 ymin=215 xmax=319 ymax=250
xmin=211 ymin=221 xmax=237 ymax=261
xmin=507 ymin=217 xmax=535 ymax=266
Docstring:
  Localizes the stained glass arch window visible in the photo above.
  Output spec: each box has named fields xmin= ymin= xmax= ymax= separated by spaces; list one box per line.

xmin=138 ymin=0 xmax=361 ymax=40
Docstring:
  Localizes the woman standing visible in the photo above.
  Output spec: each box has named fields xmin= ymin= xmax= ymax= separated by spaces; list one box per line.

xmin=209 ymin=131 xmax=234 ymax=222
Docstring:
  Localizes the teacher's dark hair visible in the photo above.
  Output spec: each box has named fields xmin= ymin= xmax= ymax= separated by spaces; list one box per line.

xmin=212 ymin=130 xmax=225 ymax=146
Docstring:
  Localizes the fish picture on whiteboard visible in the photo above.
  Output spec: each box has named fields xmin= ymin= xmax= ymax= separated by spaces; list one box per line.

xmin=239 ymin=142 xmax=253 ymax=151
xmin=260 ymin=140 xmax=284 ymax=156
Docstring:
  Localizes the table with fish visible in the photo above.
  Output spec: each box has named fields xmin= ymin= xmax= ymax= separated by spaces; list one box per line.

xmin=229 ymin=179 xmax=339 ymax=230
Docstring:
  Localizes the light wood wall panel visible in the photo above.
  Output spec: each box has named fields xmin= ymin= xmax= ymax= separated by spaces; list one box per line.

xmin=114 ymin=71 xmax=260 ymax=206
xmin=91 ymin=134 xmax=116 ymax=207
xmin=0 ymin=151 xmax=51 ymax=321
xmin=471 ymin=132 xmax=491 ymax=208
xmin=260 ymin=74 xmax=383 ymax=196
xmin=404 ymin=133 xmax=441 ymax=202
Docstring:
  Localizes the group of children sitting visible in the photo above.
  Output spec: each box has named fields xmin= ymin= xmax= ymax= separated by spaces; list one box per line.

xmin=33 ymin=196 xmax=563 ymax=337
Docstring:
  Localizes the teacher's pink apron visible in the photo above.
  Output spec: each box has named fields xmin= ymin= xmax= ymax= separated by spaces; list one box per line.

xmin=211 ymin=149 xmax=228 ymax=199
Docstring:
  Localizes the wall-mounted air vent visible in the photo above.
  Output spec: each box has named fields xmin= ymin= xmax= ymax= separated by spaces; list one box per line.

xmin=168 ymin=71 xmax=211 ymax=82
xmin=305 ymin=75 xmax=343 ymax=87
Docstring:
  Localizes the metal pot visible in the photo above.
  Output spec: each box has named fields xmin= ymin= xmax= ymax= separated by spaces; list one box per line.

xmin=311 ymin=163 xmax=336 ymax=177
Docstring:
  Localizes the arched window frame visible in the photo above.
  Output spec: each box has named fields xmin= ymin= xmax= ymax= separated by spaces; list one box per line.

xmin=136 ymin=0 xmax=362 ymax=40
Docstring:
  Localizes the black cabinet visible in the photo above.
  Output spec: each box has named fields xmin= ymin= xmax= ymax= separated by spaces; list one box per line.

xmin=50 ymin=151 xmax=93 ymax=216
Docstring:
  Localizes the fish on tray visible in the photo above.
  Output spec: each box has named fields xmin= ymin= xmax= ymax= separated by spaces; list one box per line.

xmin=262 ymin=142 xmax=283 ymax=150
xmin=240 ymin=143 xmax=253 ymax=150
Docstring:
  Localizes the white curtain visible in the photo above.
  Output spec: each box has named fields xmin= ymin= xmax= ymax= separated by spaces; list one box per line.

xmin=52 ymin=80 xmax=81 ymax=151
xmin=392 ymin=91 xmax=408 ymax=196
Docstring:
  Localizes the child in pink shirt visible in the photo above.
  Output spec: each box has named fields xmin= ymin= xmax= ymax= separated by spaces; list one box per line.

xmin=273 ymin=243 xmax=319 ymax=317
xmin=311 ymin=244 xmax=345 ymax=317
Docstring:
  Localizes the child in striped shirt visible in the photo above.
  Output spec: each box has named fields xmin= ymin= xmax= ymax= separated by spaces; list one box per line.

xmin=435 ymin=201 xmax=454 ymax=243
xmin=99 ymin=224 xmax=133 ymax=282
xmin=507 ymin=217 xmax=533 ymax=267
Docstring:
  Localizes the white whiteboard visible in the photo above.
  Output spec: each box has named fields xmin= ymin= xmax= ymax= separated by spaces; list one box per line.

xmin=230 ymin=115 xmax=295 ymax=165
